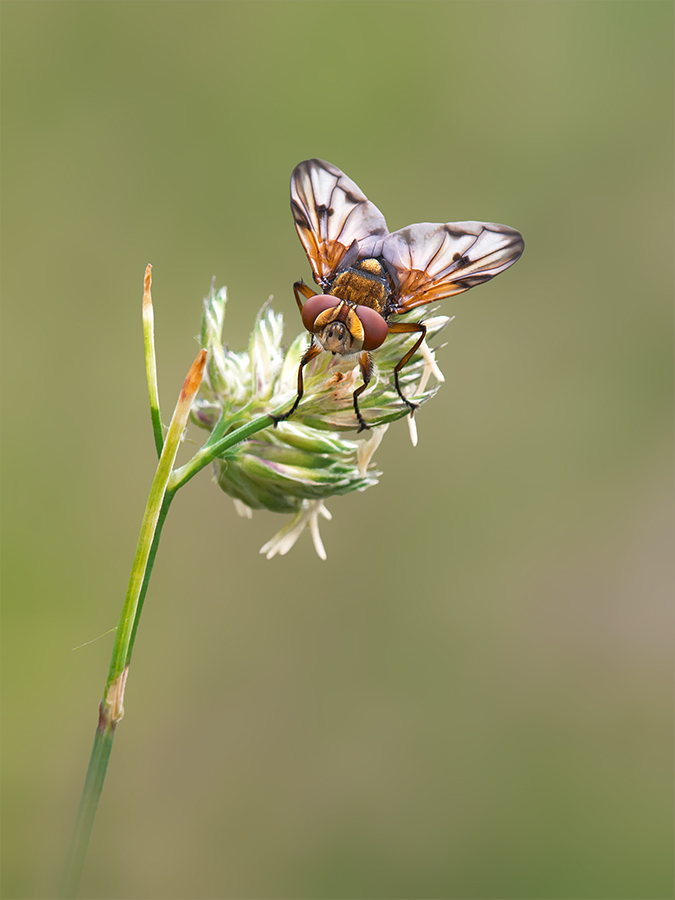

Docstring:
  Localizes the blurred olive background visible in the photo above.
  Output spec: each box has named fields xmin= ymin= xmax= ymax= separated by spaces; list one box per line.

xmin=2 ymin=2 xmax=672 ymax=898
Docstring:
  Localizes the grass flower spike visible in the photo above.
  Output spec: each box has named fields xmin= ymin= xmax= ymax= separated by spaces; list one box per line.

xmin=191 ymin=281 xmax=449 ymax=556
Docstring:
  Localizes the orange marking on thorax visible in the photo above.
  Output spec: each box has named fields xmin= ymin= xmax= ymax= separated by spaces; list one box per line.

xmin=330 ymin=267 xmax=389 ymax=313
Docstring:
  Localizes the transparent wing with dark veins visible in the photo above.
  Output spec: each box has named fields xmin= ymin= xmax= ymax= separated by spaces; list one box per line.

xmin=382 ymin=221 xmax=525 ymax=313
xmin=291 ymin=159 xmax=389 ymax=288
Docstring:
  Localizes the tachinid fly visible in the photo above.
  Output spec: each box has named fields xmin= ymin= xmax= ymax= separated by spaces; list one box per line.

xmin=274 ymin=159 xmax=524 ymax=431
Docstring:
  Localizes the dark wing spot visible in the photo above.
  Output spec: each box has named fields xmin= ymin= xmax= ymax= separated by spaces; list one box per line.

xmin=444 ymin=226 xmax=471 ymax=239
xmin=291 ymin=200 xmax=309 ymax=227
xmin=452 ymin=253 xmax=469 ymax=267
xmin=454 ymin=274 xmax=492 ymax=290
xmin=343 ymin=190 xmax=361 ymax=204
xmin=397 ymin=229 xmax=415 ymax=246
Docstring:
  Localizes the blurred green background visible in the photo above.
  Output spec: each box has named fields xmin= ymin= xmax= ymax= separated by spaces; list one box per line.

xmin=2 ymin=2 xmax=672 ymax=898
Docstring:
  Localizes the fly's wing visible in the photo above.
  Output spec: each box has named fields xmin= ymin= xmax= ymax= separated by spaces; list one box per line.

xmin=382 ymin=221 xmax=524 ymax=313
xmin=291 ymin=159 xmax=389 ymax=288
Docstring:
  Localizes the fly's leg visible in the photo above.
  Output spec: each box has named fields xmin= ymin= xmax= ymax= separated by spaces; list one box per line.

xmin=270 ymin=339 xmax=323 ymax=426
xmin=386 ymin=321 xmax=427 ymax=414
xmin=293 ymin=281 xmax=316 ymax=313
xmin=352 ymin=351 xmax=373 ymax=432
xmin=270 ymin=282 xmax=322 ymax=426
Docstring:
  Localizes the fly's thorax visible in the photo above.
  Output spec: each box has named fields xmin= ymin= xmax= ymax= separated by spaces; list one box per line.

xmin=328 ymin=257 xmax=393 ymax=315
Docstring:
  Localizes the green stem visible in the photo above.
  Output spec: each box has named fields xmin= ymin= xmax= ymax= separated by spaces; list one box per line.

xmin=59 ymin=714 xmax=117 ymax=899
xmin=105 ymin=421 xmax=185 ymax=690
xmin=60 ymin=351 xmax=206 ymax=899
xmin=126 ymin=487 xmax=175 ymax=663
xmin=142 ymin=265 xmax=164 ymax=458
xmin=60 ymin=485 xmax=179 ymax=897
xmin=170 ymin=408 xmax=283 ymax=491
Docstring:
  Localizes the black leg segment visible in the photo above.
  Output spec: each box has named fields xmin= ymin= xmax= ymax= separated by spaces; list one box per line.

xmin=270 ymin=339 xmax=323 ymax=426
xmin=352 ymin=351 xmax=373 ymax=432
xmin=386 ymin=321 xmax=427 ymax=413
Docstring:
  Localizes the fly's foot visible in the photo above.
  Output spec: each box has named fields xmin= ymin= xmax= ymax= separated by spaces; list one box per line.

xmin=353 ymin=398 xmax=370 ymax=432
xmin=270 ymin=407 xmax=294 ymax=428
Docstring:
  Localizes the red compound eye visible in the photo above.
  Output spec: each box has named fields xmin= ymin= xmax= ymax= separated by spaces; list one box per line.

xmin=301 ymin=294 xmax=340 ymax=333
xmin=355 ymin=305 xmax=389 ymax=351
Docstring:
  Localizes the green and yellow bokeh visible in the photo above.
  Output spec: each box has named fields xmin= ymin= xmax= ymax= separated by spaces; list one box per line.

xmin=2 ymin=2 xmax=672 ymax=898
